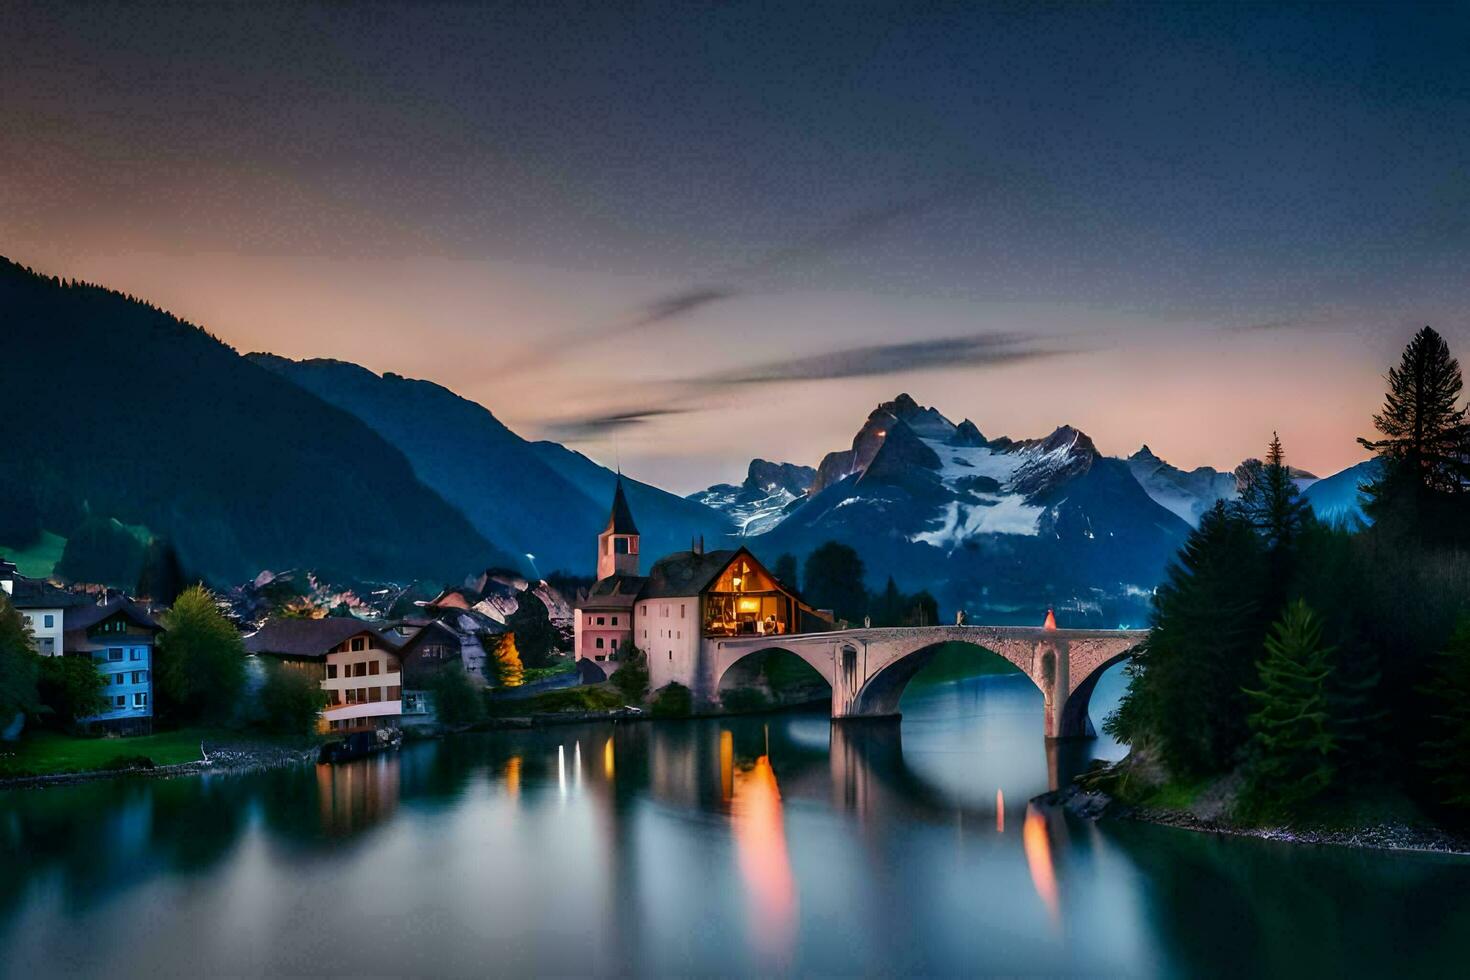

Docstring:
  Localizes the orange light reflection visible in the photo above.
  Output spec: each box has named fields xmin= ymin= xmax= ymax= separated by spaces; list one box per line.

xmin=731 ymin=754 xmax=797 ymax=967
xmin=1023 ymin=805 xmax=1059 ymax=924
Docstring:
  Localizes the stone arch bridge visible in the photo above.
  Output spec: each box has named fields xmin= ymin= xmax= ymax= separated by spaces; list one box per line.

xmin=704 ymin=625 xmax=1147 ymax=739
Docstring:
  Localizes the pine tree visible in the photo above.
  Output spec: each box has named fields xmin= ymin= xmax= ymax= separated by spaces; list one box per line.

xmin=802 ymin=542 xmax=868 ymax=625
xmin=1105 ymin=502 xmax=1268 ymax=776
xmin=1238 ymin=433 xmax=1312 ymax=553
xmin=1243 ymin=600 xmax=1338 ymax=811
xmin=1358 ymin=327 xmax=1470 ymax=536
xmin=1420 ymin=615 xmax=1470 ymax=811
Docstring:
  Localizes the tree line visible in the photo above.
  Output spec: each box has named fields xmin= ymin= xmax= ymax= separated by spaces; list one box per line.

xmin=1109 ymin=326 xmax=1470 ymax=820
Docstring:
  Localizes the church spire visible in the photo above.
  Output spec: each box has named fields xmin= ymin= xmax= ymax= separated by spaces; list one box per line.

xmin=597 ymin=477 xmax=640 ymax=579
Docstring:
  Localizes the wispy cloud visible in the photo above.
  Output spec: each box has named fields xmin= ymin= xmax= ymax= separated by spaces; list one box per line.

xmin=541 ymin=405 xmax=694 ymax=441
xmin=696 ymin=332 xmax=1068 ymax=386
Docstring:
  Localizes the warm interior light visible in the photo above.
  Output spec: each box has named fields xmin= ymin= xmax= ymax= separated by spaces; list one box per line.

xmin=738 ymin=598 xmax=760 ymax=613
xmin=732 ymin=576 xmax=743 ymax=589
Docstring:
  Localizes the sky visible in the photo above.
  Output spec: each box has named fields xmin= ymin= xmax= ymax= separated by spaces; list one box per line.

xmin=3 ymin=1 xmax=1468 ymax=493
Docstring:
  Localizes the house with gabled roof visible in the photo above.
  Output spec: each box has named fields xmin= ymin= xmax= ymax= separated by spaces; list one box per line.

xmin=244 ymin=617 xmax=403 ymax=734
xmin=572 ymin=481 xmax=830 ymax=692
xmin=64 ymin=597 xmax=163 ymax=734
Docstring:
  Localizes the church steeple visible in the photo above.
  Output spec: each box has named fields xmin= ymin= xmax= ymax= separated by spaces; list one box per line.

xmin=597 ymin=477 xmax=640 ymax=579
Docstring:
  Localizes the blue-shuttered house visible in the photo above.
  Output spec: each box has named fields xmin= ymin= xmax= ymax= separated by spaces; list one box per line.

xmin=64 ymin=598 xmax=163 ymax=734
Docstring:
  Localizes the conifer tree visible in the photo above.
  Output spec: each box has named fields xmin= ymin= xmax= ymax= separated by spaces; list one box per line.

xmin=772 ymin=553 xmax=800 ymax=592
xmin=1238 ymin=433 xmax=1312 ymax=553
xmin=1420 ymin=615 xmax=1470 ymax=811
xmin=1105 ymin=502 xmax=1268 ymax=776
xmin=1358 ymin=327 xmax=1470 ymax=536
xmin=156 ymin=585 xmax=245 ymax=722
xmin=1243 ymin=600 xmax=1338 ymax=810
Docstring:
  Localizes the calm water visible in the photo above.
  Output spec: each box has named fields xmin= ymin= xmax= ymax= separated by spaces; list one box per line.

xmin=3 ymin=665 xmax=1469 ymax=978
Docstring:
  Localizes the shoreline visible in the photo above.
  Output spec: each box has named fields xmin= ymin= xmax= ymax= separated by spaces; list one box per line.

xmin=0 ymin=739 xmax=322 ymax=791
xmin=1037 ymin=781 xmax=1470 ymax=857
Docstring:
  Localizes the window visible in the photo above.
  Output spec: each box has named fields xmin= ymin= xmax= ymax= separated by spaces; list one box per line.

xmin=113 ymin=695 xmax=125 ymax=707
xmin=610 ymin=638 xmax=619 ymax=650
xmin=662 ymin=605 xmax=668 ymax=617
xmin=132 ymin=670 xmax=148 ymax=684
xmin=369 ymin=687 xmax=382 ymax=703
xmin=668 ymin=651 xmax=672 ymax=660
xmin=386 ymin=660 xmax=399 ymax=674
xmin=43 ymin=614 xmax=54 ymax=628
xmin=387 ymin=685 xmax=401 ymax=700
xmin=351 ymin=637 xmax=366 ymax=652
xmin=596 ymin=616 xmax=605 ymax=626
xmin=326 ymin=664 xmax=337 ymax=679
xmin=354 ymin=662 xmax=368 ymax=677
xmin=614 ymin=537 xmax=629 ymax=555
xmin=369 ymin=660 xmax=380 ymax=676
xmin=641 ymin=605 xmax=647 ymax=615
xmin=594 ymin=655 xmax=605 ymax=662
xmin=680 ymin=605 xmax=686 ymax=619
xmin=611 ymin=616 xmax=619 ymax=626
xmin=114 ymin=673 xmax=125 ymax=685
xmin=595 ymin=637 xmax=605 ymax=649
xmin=676 ymin=631 xmax=680 ymax=640
xmin=134 ymin=692 xmax=148 ymax=707
xmin=108 ymin=648 xmax=123 ymax=662
xmin=346 ymin=689 xmax=359 ymax=705
xmin=130 ymin=647 xmax=143 ymax=661
xmin=358 ymin=688 xmax=368 ymax=703
xmin=328 ymin=690 xmax=342 ymax=706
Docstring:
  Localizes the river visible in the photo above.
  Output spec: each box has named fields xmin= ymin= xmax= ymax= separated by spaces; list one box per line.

xmin=3 ymin=664 xmax=1468 ymax=977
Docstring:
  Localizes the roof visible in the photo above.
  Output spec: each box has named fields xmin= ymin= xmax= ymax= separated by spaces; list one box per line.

xmin=640 ymin=549 xmax=740 ymax=599
xmin=602 ymin=477 xmax=640 ymax=536
xmin=6 ymin=576 xmax=91 ymax=611
xmin=244 ymin=616 xmax=398 ymax=658
xmin=64 ymin=597 xmax=161 ymax=633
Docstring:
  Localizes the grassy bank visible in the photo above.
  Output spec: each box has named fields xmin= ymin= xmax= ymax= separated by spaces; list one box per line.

xmin=0 ymin=729 xmax=209 ymax=778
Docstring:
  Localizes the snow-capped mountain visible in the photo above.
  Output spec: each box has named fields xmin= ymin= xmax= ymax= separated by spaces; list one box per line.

xmin=745 ymin=394 xmax=1194 ymax=624
xmin=1126 ymin=445 xmax=1239 ymax=526
xmin=690 ymin=459 xmax=815 ymax=536
xmin=1127 ymin=446 xmax=1319 ymax=528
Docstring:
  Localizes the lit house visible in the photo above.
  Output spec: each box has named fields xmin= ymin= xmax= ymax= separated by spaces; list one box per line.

xmin=245 ymin=618 xmax=403 ymax=733
xmin=64 ymin=597 xmax=163 ymax=735
xmin=573 ymin=483 xmax=828 ymax=691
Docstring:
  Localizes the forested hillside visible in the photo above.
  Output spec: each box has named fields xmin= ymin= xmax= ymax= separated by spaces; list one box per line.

xmin=0 ymin=258 xmax=509 ymax=585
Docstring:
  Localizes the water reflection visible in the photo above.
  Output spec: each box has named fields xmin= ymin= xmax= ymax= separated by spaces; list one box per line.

xmin=4 ymin=668 xmax=1470 ymax=978
xmin=728 ymin=741 xmax=797 ymax=968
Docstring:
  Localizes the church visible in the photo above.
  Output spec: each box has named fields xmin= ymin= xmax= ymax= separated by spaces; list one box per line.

xmin=573 ymin=480 xmax=831 ymax=692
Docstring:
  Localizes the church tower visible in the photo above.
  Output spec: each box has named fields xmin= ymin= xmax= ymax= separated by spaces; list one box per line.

xmin=596 ymin=477 xmax=640 ymax=580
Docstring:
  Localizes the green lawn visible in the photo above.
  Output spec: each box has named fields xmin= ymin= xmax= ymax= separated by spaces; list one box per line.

xmin=0 ymin=728 xmax=211 ymax=778
xmin=0 ymin=530 xmax=68 ymax=578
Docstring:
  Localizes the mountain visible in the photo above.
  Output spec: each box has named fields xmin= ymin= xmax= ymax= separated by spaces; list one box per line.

xmin=1303 ymin=459 xmax=1380 ymax=526
xmin=251 ymin=355 xmax=736 ymax=575
xmin=690 ymin=459 xmax=815 ymax=535
xmin=0 ymin=258 xmax=509 ymax=586
xmin=747 ymin=394 xmax=1194 ymax=624
xmin=1126 ymin=446 xmax=1238 ymax=526
xmin=1127 ymin=446 xmax=1320 ymax=528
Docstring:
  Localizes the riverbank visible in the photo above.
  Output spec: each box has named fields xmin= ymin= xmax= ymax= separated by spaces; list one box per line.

xmin=0 ymin=729 xmax=321 ymax=790
xmin=1038 ymin=751 xmax=1470 ymax=856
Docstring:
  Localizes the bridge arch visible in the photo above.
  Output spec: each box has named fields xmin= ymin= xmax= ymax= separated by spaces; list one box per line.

xmin=850 ymin=640 xmax=1036 ymax=717
xmin=712 ymin=644 xmax=835 ymax=708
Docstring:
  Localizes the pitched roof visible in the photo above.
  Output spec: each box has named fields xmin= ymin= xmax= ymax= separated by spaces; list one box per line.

xmin=603 ymin=477 xmax=640 ymax=536
xmin=6 ymin=576 xmax=91 ymax=611
xmin=244 ymin=616 xmax=398 ymax=658
xmin=639 ymin=549 xmax=740 ymax=599
xmin=64 ymin=597 xmax=161 ymax=633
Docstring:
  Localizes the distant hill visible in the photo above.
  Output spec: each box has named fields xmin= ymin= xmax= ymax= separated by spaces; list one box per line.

xmin=0 ymin=257 xmax=509 ymax=586
xmin=251 ymin=355 xmax=737 ymax=576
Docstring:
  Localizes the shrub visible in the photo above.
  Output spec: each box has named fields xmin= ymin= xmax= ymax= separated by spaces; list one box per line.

xmin=651 ymin=682 xmax=692 ymax=719
xmin=259 ymin=663 xmax=328 ymax=736
xmin=36 ymin=654 xmax=107 ymax=729
xmin=429 ymin=668 xmax=486 ymax=727
xmin=612 ymin=646 xmax=649 ymax=703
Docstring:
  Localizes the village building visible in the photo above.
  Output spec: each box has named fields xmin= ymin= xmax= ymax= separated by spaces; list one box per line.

xmin=572 ymin=482 xmax=829 ymax=693
xmin=392 ymin=609 xmax=504 ymax=724
xmin=64 ymin=597 xmax=163 ymax=734
xmin=244 ymin=618 xmax=403 ymax=733
xmin=2 ymin=558 xmax=87 ymax=656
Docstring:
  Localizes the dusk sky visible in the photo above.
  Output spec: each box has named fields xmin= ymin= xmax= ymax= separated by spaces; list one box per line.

xmin=4 ymin=2 xmax=1468 ymax=492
